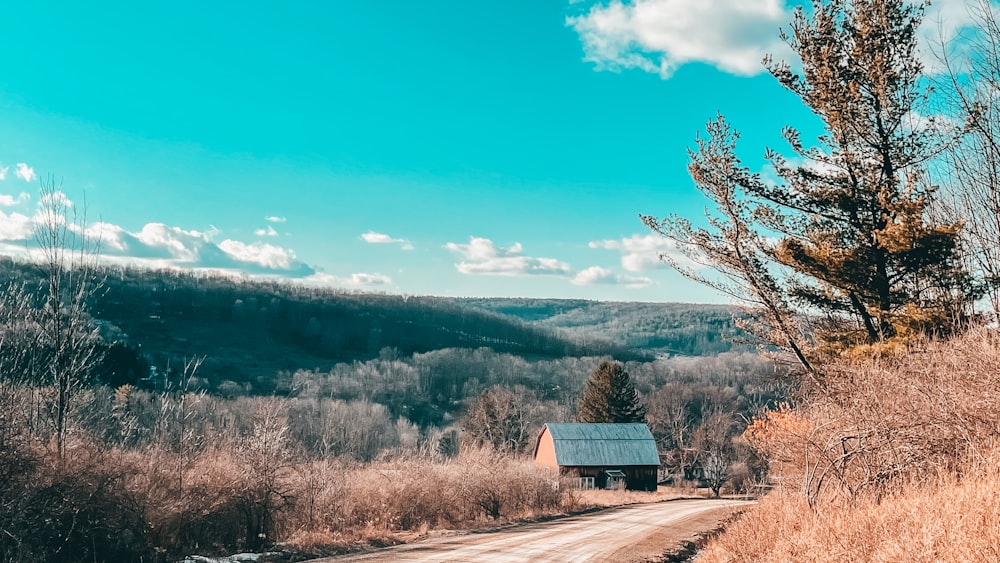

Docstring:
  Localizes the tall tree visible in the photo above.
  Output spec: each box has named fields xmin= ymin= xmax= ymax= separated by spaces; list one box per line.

xmin=34 ymin=177 xmax=105 ymax=458
xmin=576 ymin=361 xmax=646 ymax=423
xmin=642 ymin=117 xmax=814 ymax=372
xmin=936 ymin=0 xmax=1000 ymax=323
xmin=462 ymin=385 xmax=531 ymax=454
xmin=647 ymin=0 xmax=975 ymax=356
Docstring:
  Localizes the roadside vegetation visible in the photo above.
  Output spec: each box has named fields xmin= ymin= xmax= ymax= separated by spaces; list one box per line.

xmin=700 ymin=329 xmax=1000 ymax=561
xmin=644 ymin=0 xmax=1000 ymax=560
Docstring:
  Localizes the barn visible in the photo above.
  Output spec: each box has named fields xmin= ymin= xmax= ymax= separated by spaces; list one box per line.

xmin=533 ymin=423 xmax=660 ymax=492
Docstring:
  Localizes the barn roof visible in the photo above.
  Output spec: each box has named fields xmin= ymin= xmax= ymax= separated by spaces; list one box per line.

xmin=540 ymin=423 xmax=659 ymax=467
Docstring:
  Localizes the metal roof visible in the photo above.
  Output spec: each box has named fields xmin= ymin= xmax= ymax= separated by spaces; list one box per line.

xmin=542 ymin=423 xmax=659 ymax=467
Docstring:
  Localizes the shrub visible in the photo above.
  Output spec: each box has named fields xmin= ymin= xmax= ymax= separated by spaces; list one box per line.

xmin=704 ymin=328 xmax=1000 ymax=560
xmin=1 ymin=447 xmax=149 ymax=563
xmin=746 ymin=328 xmax=1000 ymax=505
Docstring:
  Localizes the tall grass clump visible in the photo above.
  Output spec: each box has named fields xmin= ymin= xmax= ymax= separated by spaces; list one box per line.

xmin=699 ymin=328 xmax=1000 ymax=561
xmin=0 ymin=384 xmax=575 ymax=562
xmin=281 ymin=448 xmax=567 ymax=551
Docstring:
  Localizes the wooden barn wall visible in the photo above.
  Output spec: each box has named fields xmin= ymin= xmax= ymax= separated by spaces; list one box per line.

xmin=559 ymin=466 xmax=658 ymax=492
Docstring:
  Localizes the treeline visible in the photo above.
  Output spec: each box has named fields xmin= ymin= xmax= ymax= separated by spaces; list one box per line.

xmin=0 ymin=258 xmax=648 ymax=395
xmin=276 ymin=348 xmax=784 ymax=429
xmin=459 ymin=298 xmax=744 ymax=356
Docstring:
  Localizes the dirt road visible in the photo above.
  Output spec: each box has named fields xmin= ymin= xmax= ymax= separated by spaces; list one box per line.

xmin=312 ymin=498 xmax=752 ymax=563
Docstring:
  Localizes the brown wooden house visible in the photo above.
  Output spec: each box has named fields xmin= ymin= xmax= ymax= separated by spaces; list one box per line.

xmin=533 ymin=423 xmax=660 ymax=492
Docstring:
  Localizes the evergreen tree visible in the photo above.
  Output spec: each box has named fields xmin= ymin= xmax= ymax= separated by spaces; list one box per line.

xmin=576 ymin=361 xmax=646 ymax=423
xmin=645 ymin=0 xmax=977 ymax=358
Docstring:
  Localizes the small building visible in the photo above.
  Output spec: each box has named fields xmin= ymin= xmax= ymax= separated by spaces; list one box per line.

xmin=533 ymin=422 xmax=660 ymax=492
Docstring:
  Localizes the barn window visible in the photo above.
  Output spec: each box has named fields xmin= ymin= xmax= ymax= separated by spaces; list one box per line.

xmin=578 ymin=476 xmax=595 ymax=489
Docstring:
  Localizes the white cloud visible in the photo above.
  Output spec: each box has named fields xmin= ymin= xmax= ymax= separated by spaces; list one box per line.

xmin=0 ymin=192 xmax=29 ymax=207
xmin=39 ymin=190 xmax=73 ymax=208
xmin=919 ymin=0 xmax=1000 ymax=74
xmin=255 ymin=225 xmax=279 ymax=237
xmin=84 ymin=221 xmax=130 ymax=251
xmin=568 ymin=0 xmax=794 ymax=78
xmin=0 ymin=194 xmax=325 ymax=279
xmin=134 ymin=223 xmax=207 ymax=262
xmin=445 ymin=237 xmax=572 ymax=277
xmin=361 ymin=231 xmax=415 ymax=250
xmin=346 ymin=272 xmax=392 ymax=286
xmin=217 ymin=240 xmax=299 ymax=270
xmin=15 ymin=163 xmax=36 ymax=183
xmin=588 ymin=233 xmax=689 ymax=271
xmin=0 ymin=210 xmax=32 ymax=241
xmin=0 ymin=166 xmax=8 ymax=180
xmin=572 ymin=266 xmax=653 ymax=288
xmin=265 ymin=215 xmax=287 ymax=223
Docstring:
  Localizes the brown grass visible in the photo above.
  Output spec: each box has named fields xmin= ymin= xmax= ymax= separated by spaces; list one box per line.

xmin=700 ymin=460 xmax=1000 ymax=562
xmin=0 ymin=429 xmax=577 ymax=560
xmin=573 ymin=485 xmax=688 ymax=508
xmin=699 ymin=328 xmax=1000 ymax=561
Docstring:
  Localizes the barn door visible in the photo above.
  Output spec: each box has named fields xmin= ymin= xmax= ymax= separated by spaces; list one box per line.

xmin=604 ymin=469 xmax=626 ymax=490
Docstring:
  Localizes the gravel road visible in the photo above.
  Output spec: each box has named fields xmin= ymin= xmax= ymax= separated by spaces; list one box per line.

xmin=311 ymin=498 xmax=752 ymax=563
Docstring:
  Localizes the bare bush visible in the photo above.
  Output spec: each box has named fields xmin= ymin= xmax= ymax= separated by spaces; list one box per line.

xmin=1 ymin=446 xmax=148 ymax=563
xmin=746 ymin=328 xmax=1000 ymax=505
xmin=234 ymin=400 xmax=297 ymax=550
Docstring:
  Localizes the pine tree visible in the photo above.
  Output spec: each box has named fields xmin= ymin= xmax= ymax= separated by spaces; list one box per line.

xmin=643 ymin=116 xmax=814 ymax=373
xmin=645 ymin=0 xmax=977 ymax=358
xmin=576 ymin=361 xmax=646 ymax=423
xmin=759 ymin=0 xmax=974 ymax=347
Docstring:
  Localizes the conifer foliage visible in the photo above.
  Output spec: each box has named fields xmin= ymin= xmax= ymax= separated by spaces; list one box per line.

xmin=644 ymin=0 xmax=977 ymax=361
xmin=576 ymin=361 xmax=646 ymax=423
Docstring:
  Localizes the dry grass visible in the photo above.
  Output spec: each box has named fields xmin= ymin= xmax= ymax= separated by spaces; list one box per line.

xmin=572 ymin=485 xmax=688 ymax=508
xmin=1 ymin=432 xmax=575 ymax=560
xmin=277 ymin=449 xmax=570 ymax=554
xmin=699 ymin=328 xmax=1000 ymax=561
xmin=700 ymin=460 xmax=1000 ymax=562
xmin=747 ymin=327 xmax=1000 ymax=504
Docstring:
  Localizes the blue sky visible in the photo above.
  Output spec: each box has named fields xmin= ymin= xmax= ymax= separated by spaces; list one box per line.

xmin=0 ymin=0 xmax=981 ymax=302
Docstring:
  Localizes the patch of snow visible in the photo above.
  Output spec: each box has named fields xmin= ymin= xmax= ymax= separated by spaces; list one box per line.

xmin=181 ymin=552 xmax=279 ymax=563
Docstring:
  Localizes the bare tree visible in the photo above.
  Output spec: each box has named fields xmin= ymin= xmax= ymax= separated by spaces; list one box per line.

xmin=694 ymin=409 xmax=736 ymax=497
xmin=32 ymin=177 xmax=105 ymax=458
xmin=935 ymin=0 xmax=1000 ymax=322
xmin=461 ymin=385 xmax=532 ymax=455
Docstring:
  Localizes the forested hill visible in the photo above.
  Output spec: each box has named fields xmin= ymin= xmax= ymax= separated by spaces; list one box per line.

xmin=0 ymin=260 xmax=644 ymax=389
xmin=2 ymin=260 xmax=744 ymax=393
xmin=455 ymin=298 xmax=744 ymax=356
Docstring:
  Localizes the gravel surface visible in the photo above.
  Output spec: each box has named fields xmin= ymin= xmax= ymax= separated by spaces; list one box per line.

xmin=310 ymin=499 xmax=753 ymax=563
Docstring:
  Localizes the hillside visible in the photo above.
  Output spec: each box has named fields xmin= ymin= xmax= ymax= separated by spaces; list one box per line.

xmin=0 ymin=260 xmax=646 ymax=390
xmin=1 ymin=260 xmax=750 ymax=395
xmin=457 ymin=298 xmax=744 ymax=356
xmin=0 ymin=258 xmax=780 ymax=431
